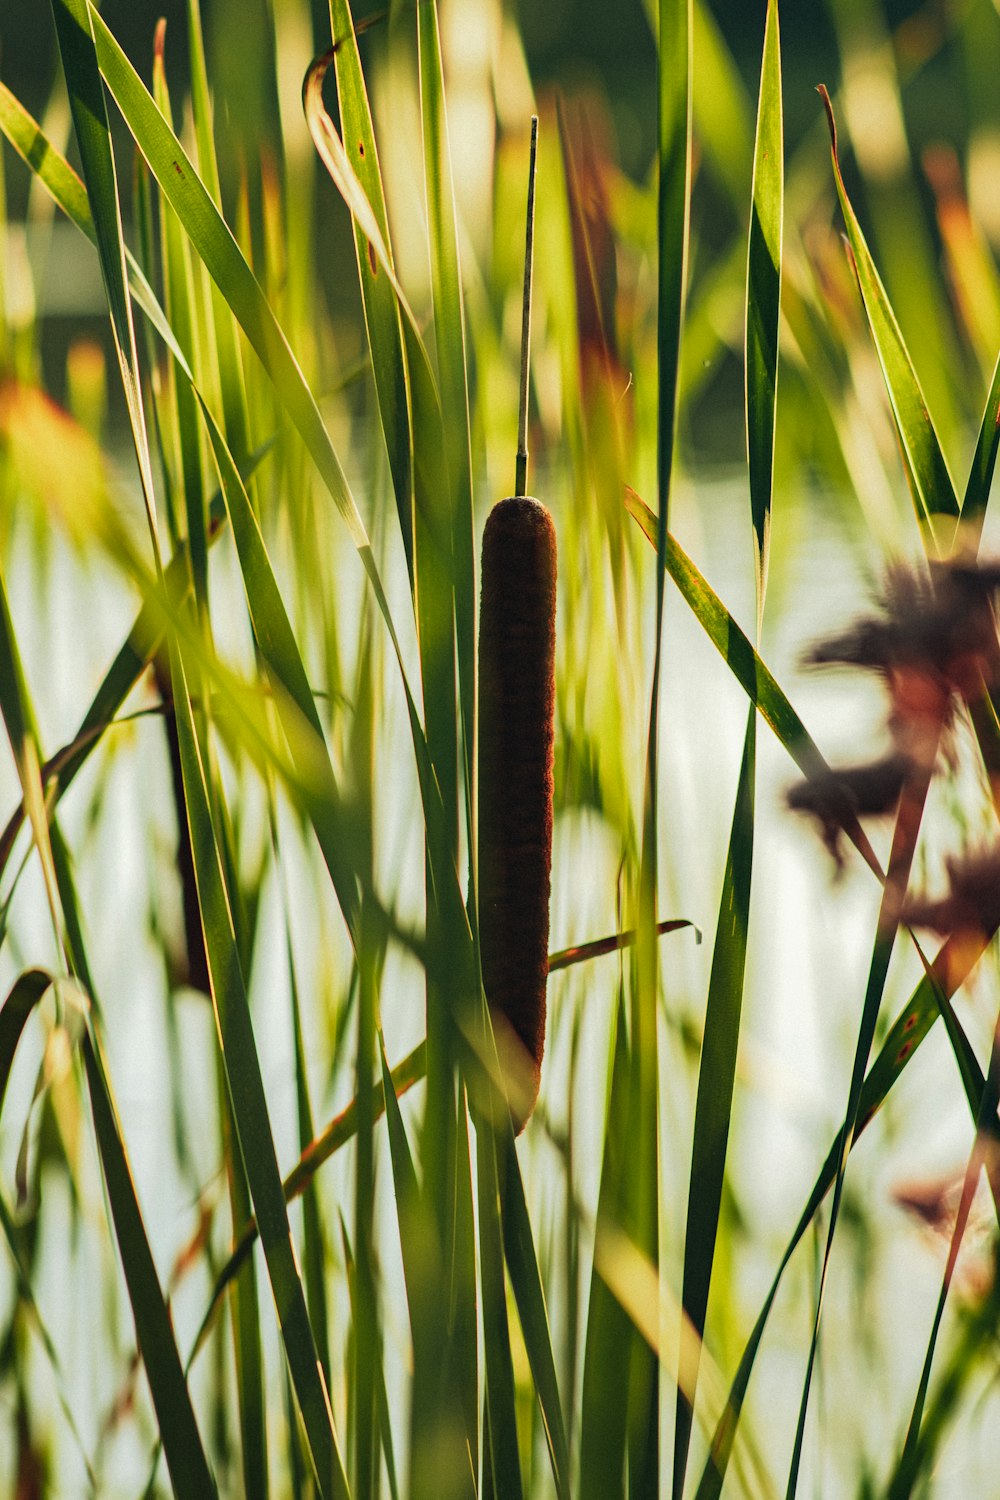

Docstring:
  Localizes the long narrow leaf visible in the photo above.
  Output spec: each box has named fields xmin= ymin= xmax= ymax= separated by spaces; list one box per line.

xmin=170 ymin=641 xmax=349 ymax=1499
xmin=818 ymin=85 xmax=959 ymax=538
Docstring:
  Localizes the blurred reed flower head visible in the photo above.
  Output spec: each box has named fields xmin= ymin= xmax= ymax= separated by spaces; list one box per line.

xmin=900 ymin=846 xmax=1000 ymax=940
xmin=786 ymin=754 xmax=910 ymax=868
xmin=805 ymin=557 xmax=1000 ymax=766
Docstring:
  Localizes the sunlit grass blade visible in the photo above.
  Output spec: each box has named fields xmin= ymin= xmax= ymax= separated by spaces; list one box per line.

xmin=198 ymin=397 xmax=362 ymax=943
xmin=0 ymin=1188 xmax=98 ymax=1488
xmin=49 ymin=0 xmax=161 ymax=560
xmin=817 ymin=85 xmax=959 ymax=542
xmin=675 ymin=7 xmax=780 ymax=1486
xmin=329 ymin=0 xmax=414 ymax=580
xmin=0 ymin=970 xmax=54 ymax=1116
xmin=579 ymin=994 xmax=633 ymax=1500
xmin=886 ymin=1007 xmax=1000 ymax=1500
xmin=674 ymin=710 xmax=755 ymax=1498
xmin=784 ymin=763 xmax=934 ymax=1497
xmin=745 ymin=0 xmax=782 ymax=633
xmin=0 ymin=566 xmax=217 ymax=1496
xmin=692 ymin=922 xmax=993 ymax=1500
xmin=87 ymin=5 xmax=395 ymax=636
xmin=188 ymin=1040 xmax=426 ymax=1364
xmin=957 ymin=347 xmax=1000 ymax=549
xmin=152 ymin=25 xmax=209 ymax=602
xmin=378 ymin=1036 xmax=475 ymax=1500
xmin=477 ymin=1126 xmax=525 ymax=1500
xmin=882 ymin=1235 xmax=1000 ymax=1496
xmin=415 ymin=0 xmax=476 ymax=837
xmin=623 ymin=0 xmax=694 ymax=1486
xmin=0 ymin=446 xmax=274 ymax=888
xmin=185 ymin=0 xmax=252 ymax=470
xmin=500 ymin=1133 xmax=571 ymax=1500
xmin=170 ymin=641 xmax=349 ymax=1499
xmin=626 ymin=488 xmax=884 ymax=879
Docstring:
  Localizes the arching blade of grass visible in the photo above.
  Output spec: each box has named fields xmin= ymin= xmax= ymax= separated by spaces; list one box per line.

xmin=957 ymin=347 xmax=1000 ymax=549
xmin=49 ymin=0 xmax=160 ymax=561
xmin=151 ymin=31 xmax=209 ymax=603
xmin=170 ymin=639 xmax=349 ymax=1500
xmin=0 ymin=444 xmax=275 ymax=888
xmin=477 ymin=1124 xmax=525 ymax=1500
xmin=625 ymin=490 xmax=884 ymax=879
xmin=579 ymin=991 xmax=635 ymax=1500
xmin=185 ymin=0 xmax=252 ymax=471
xmin=86 ymin=4 xmax=410 ymax=688
xmin=329 ymin=0 xmax=413 ymax=582
xmin=415 ymin=0 xmax=476 ymax=841
xmin=0 ymin=1188 xmax=98 ymax=1488
xmin=0 ymin=970 xmax=54 ymax=1115
xmin=0 ymin=563 xmax=218 ymax=1498
xmin=378 ymin=1034 xmax=476 ymax=1500
xmin=500 ymin=1133 xmax=571 ymax=1500
xmin=818 ymin=85 xmax=959 ymax=542
xmin=674 ymin=714 xmax=755 ymax=1496
xmin=0 ymin=76 xmax=250 ymax=440
xmin=785 ymin=763 xmax=934 ymax=1498
xmin=886 ymin=1002 xmax=1000 ymax=1500
xmin=197 ymin=396 xmax=363 ymax=944
xmin=625 ymin=0 xmax=692 ymax=1487
xmin=413 ymin=11 xmax=481 ymax=1491
xmin=692 ymin=924 xmax=995 ymax=1500
xmin=675 ymin=8 xmax=780 ymax=1491
xmin=745 ymin=0 xmax=782 ymax=638
xmin=882 ymin=1217 xmax=1000 ymax=1496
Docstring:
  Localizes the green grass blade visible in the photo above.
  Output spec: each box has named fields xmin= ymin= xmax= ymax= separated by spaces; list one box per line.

xmin=675 ymin=8 xmax=780 ymax=1483
xmin=957 ymin=347 xmax=1000 ymax=547
xmin=415 ymin=0 xmax=476 ymax=839
xmin=87 ymin=5 xmax=390 ymax=618
xmin=818 ymin=85 xmax=959 ymax=541
xmin=0 ymin=970 xmax=53 ymax=1117
xmin=49 ymin=0 xmax=161 ymax=559
xmin=152 ymin=29 xmax=209 ymax=603
xmin=197 ymin=397 xmax=362 ymax=944
xmin=378 ymin=1036 xmax=475 ymax=1500
xmin=784 ymin=766 xmax=933 ymax=1498
xmin=579 ymin=995 xmax=634 ymax=1500
xmin=0 ymin=566 xmax=217 ymax=1497
xmin=0 ymin=1188 xmax=98 ymax=1488
xmin=329 ymin=0 xmax=414 ymax=580
xmin=477 ymin=1125 xmax=525 ymax=1500
xmin=501 ymin=1133 xmax=571 ymax=1500
xmin=170 ymin=641 xmax=349 ymax=1500
xmin=626 ymin=490 xmax=884 ymax=879
xmin=692 ymin=919 xmax=991 ymax=1500
xmin=185 ymin=0 xmax=253 ymax=470
xmin=745 ymin=0 xmax=782 ymax=632
xmin=674 ymin=710 xmax=755 ymax=1498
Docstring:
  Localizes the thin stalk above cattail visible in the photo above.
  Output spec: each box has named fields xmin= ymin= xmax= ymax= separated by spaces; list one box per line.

xmin=478 ymin=117 xmax=556 ymax=1132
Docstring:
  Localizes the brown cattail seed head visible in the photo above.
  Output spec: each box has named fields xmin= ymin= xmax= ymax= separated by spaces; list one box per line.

xmin=478 ymin=496 xmax=557 ymax=1131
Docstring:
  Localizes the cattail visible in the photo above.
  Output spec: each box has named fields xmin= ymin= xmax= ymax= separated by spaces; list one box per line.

xmin=477 ymin=117 xmax=554 ymax=1132
xmin=478 ymin=495 xmax=556 ymax=1130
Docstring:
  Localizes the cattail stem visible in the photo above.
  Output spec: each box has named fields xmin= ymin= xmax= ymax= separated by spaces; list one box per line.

xmin=515 ymin=115 xmax=539 ymax=499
